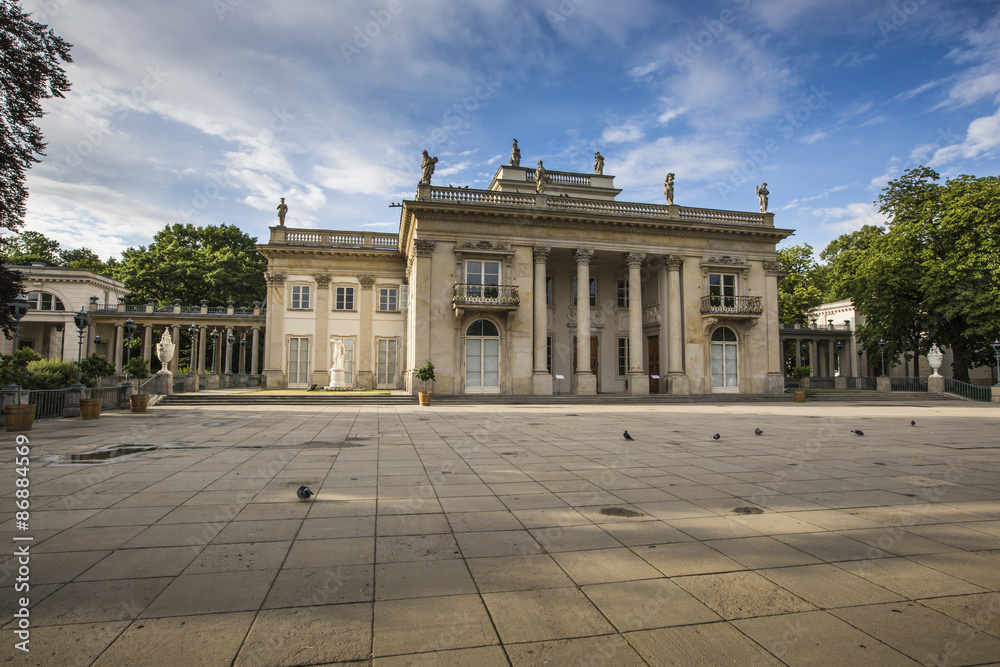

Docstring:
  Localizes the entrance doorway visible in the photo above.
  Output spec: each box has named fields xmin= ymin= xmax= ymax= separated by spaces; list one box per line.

xmin=647 ymin=335 xmax=660 ymax=393
xmin=710 ymin=326 xmax=738 ymax=392
xmin=572 ymin=335 xmax=600 ymax=391
xmin=465 ymin=319 xmax=500 ymax=393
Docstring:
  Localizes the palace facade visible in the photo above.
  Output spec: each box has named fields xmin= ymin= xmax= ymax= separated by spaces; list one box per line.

xmin=257 ymin=163 xmax=794 ymax=395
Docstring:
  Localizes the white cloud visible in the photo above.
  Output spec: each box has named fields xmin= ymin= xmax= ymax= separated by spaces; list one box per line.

xmin=602 ymin=121 xmax=645 ymax=144
xmin=810 ymin=202 xmax=888 ymax=234
xmin=797 ymin=130 xmax=827 ymax=145
xmin=782 ymin=184 xmax=849 ymax=209
xmin=629 ymin=62 xmax=660 ymax=79
xmin=930 ymin=106 xmax=1000 ymax=165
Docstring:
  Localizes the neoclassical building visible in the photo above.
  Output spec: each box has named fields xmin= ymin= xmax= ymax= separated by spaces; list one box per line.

xmin=258 ymin=161 xmax=793 ymax=395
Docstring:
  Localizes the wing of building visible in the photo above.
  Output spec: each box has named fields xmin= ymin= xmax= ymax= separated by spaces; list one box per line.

xmin=257 ymin=162 xmax=794 ymax=396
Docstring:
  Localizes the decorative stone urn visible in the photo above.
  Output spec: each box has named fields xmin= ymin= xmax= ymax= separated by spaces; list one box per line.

xmin=926 ymin=344 xmax=944 ymax=377
xmin=156 ymin=331 xmax=176 ymax=371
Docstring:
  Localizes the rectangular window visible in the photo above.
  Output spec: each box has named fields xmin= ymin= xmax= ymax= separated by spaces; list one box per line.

xmin=376 ymin=339 xmax=397 ymax=385
xmin=335 ymin=286 xmax=355 ymax=310
xmin=573 ymin=277 xmax=597 ymax=306
xmin=617 ymin=337 xmax=629 ymax=377
xmin=616 ymin=279 xmax=629 ymax=308
xmin=288 ymin=337 xmax=310 ymax=385
xmin=546 ymin=276 xmax=552 ymax=306
xmin=378 ymin=287 xmax=398 ymax=312
xmin=466 ymin=260 xmax=501 ymax=298
xmin=290 ymin=285 xmax=311 ymax=310
xmin=709 ymin=274 xmax=736 ymax=307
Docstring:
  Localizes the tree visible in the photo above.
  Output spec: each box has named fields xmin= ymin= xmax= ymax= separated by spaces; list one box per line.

xmin=0 ymin=1 xmax=72 ymax=333
xmin=59 ymin=247 xmax=114 ymax=274
xmin=776 ymin=243 xmax=828 ymax=325
xmin=116 ymin=223 xmax=266 ymax=305
xmin=2 ymin=229 xmax=61 ymax=264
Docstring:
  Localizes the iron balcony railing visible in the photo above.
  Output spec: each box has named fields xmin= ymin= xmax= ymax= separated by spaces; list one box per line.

xmin=700 ymin=295 xmax=763 ymax=316
xmin=944 ymin=377 xmax=993 ymax=402
xmin=452 ymin=284 xmax=520 ymax=308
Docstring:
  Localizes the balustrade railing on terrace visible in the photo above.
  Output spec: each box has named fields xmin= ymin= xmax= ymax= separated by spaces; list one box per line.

xmin=452 ymin=284 xmax=520 ymax=307
xmin=944 ymin=377 xmax=992 ymax=402
xmin=271 ymin=228 xmax=399 ymax=248
xmin=700 ymin=295 xmax=763 ymax=316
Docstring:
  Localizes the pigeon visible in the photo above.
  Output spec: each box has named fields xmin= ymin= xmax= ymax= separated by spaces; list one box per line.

xmin=910 ymin=420 xmax=916 ymax=426
xmin=851 ymin=429 xmax=864 ymax=436
xmin=296 ymin=485 xmax=314 ymax=500
xmin=623 ymin=431 xmax=634 ymax=441
xmin=754 ymin=428 xmax=764 ymax=435
xmin=712 ymin=433 xmax=721 ymax=440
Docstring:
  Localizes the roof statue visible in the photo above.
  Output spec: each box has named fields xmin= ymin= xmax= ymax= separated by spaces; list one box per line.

xmin=419 ymin=150 xmax=439 ymax=186
xmin=594 ymin=151 xmax=604 ymax=175
xmin=276 ymin=197 xmax=287 ymax=226
xmin=756 ymin=182 xmax=769 ymax=213
xmin=535 ymin=160 xmax=548 ymax=193
xmin=664 ymin=173 xmax=675 ymax=205
xmin=509 ymin=139 xmax=520 ymax=167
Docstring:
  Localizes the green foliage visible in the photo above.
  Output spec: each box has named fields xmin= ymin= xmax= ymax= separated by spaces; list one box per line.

xmin=2 ymin=229 xmax=60 ymax=264
xmin=125 ymin=356 xmax=149 ymax=380
xmin=117 ymin=223 xmax=266 ymax=306
xmin=414 ymin=361 xmax=435 ymax=386
xmin=59 ymin=247 xmax=115 ymax=274
xmin=776 ymin=243 xmax=828 ymax=324
xmin=23 ymin=357 xmax=77 ymax=389
xmin=0 ymin=347 xmax=42 ymax=391
xmin=79 ymin=353 xmax=115 ymax=387
xmin=791 ymin=366 xmax=811 ymax=380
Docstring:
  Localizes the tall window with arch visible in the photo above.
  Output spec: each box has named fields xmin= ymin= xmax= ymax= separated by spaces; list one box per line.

xmin=711 ymin=326 xmax=738 ymax=390
xmin=465 ymin=318 xmax=500 ymax=393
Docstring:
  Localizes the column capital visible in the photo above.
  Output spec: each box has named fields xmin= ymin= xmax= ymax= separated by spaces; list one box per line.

xmin=663 ymin=254 xmax=683 ymax=271
xmin=625 ymin=251 xmax=645 ymax=269
xmin=575 ymin=248 xmax=595 ymax=265
xmin=265 ymin=271 xmax=287 ymax=286
xmin=358 ymin=274 xmax=376 ymax=289
xmin=413 ymin=239 xmax=435 ymax=257
xmin=532 ymin=246 xmax=551 ymax=263
xmin=314 ymin=274 xmax=332 ymax=289
xmin=762 ymin=260 xmax=780 ymax=276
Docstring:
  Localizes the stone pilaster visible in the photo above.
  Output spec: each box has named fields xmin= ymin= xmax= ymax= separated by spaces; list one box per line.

xmin=251 ymin=327 xmax=260 ymax=375
xmin=357 ymin=274 xmax=376 ymax=389
xmin=169 ymin=325 xmax=180 ymax=374
xmin=763 ymin=259 xmax=784 ymax=393
xmin=262 ymin=271 xmax=286 ymax=388
xmin=626 ymin=252 xmax=648 ymax=395
xmin=142 ymin=324 xmax=152 ymax=366
xmin=574 ymin=248 xmax=596 ymax=395
xmin=114 ymin=323 xmax=124 ymax=373
xmin=313 ymin=274 xmax=331 ymax=386
xmin=532 ymin=246 xmax=552 ymax=395
xmin=664 ymin=254 xmax=688 ymax=395
xmin=408 ymin=241 xmax=434 ymax=394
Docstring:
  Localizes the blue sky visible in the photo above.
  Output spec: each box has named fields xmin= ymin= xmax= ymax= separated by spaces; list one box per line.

xmin=19 ymin=0 xmax=1000 ymax=260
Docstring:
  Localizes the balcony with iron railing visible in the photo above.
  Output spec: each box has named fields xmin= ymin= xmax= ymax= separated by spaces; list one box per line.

xmin=700 ymin=295 xmax=763 ymax=317
xmin=452 ymin=284 xmax=520 ymax=311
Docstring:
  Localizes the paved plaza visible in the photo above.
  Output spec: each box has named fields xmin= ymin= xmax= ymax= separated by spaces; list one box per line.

xmin=3 ymin=398 xmax=1000 ymax=666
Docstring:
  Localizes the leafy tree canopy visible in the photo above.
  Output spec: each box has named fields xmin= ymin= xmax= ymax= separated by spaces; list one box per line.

xmin=116 ymin=223 xmax=266 ymax=306
xmin=776 ymin=243 xmax=829 ymax=324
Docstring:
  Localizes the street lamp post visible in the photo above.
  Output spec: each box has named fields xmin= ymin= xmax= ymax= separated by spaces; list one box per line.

xmin=878 ymin=339 xmax=886 ymax=377
xmin=123 ymin=318 xmax=137 ymax=385
xmin=188 ymin=324 xmax=198 ymax=375
xmin=992 ymin=339 xmax=1000 ymax=387
xmin=239 ymin=335 xmax=247 ymax=375
xmin=226 ymin=333 xmax=235 ymax=375
xmin=72 ymin=308 xmax=90 ymax=389
xmin=5 ymin=295 xmax=30 ymax=392
xmin=857 ymin=349 xmax=863 ymax=377
xmin=836 ymin=341 xmax=843 ymax=376
xmin=209 ymin=329 xmax=219 ymax=374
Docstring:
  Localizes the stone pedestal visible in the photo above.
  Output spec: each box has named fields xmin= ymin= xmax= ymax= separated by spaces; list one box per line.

xmin=330 ymin=368 xmax=348 ymax=389
xmin=928 ymin=375 xmax=944 ymax=394
xmin=627 ymin=372 xmax=649 ymax=395
xmin=877 ymin=377 xmax=891 ymax=392
xmin=766 ymin=372 xmax=785 ymax=394
xmin=263 ymin=369 xmax=285 ymax=389
xmin=993 ymin=386 xmax=1000 ymax=403
xmin=183 ymin=374 xmax=196 ymax=392
xmin=532 ymin=372 xmax=553 ymax=396
xmin=154 ymin=370 xmax=173 ymax=395
xmin=205 ymin=374 xmax=220 ymax=390
xmin=668 ymin=373 xmax=689 ymax=395
xmin=835 ymin=376 xmax=847 ymax=390
xmin=64 ymin=386 xmax=83 ymax=418
xmin=574 ymin=372 xmax=597 ymax=395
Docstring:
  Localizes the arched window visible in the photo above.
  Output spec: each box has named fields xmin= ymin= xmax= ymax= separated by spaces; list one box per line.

xmin=710 ymin=326 xmax=738 ymax=390
xmin=465 ymin=319 xmax=500 ymax=393
xmin=26 ymin=292 xmax=65 ymax=311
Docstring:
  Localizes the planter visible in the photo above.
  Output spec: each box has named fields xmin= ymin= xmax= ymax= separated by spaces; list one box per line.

xmin=130 ymin=394 xmax=149 ymax=413
xmin=80 ymin=398 xmax=103 ymax=420
xmin=418 ymin=391 xmax=432 ymax=406
xmin=5 ymin=404 xmax=36 ymax=431
xmin=793 ymin=390 xmax=806 ymax=403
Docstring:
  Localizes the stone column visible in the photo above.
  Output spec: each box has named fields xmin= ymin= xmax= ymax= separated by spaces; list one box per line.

xmin=251 ymin=327 xmax=260 ymax=375
xmin=313 ymin=275 xmax=331 ymax=387
xmin=238 ymin=330 xmax=247 ymax=374
xmin=142 ymin=324 xmax=152 ymax=366
xmin=795 ymin=338 xmax=802 ymax=367
xmin=574 ymin=248 xmax=596 ymax=394
xmin=224 ymin=326 xmax=234 ymax=379
xmin=763 ymin=260 xmax=784 ymax=393
xmin=828 ymin=340 xmax=835 ymax=377
xmin=665 ymin=255 xmax=688 ymax=395
xmin=532 ymin=246 xmax=552 ymax=395
xmin=170 ymin=325 xmax=180 ymax=373
xmin=809 ymin=340 xmax=817 ymax=376
xmin=197 ymin=326 xmax=207 ymax=375
xmin=408 ymin=241 xmax=434 ymax=394
xmin=262 ymin=271 xmax=286 ymax=388
xmin=657 ymin=258 xmax=669 ymax=395
xmin=114 ymin=323 xmax=124 ymax=373
xmin=357 ymin=275 xmax=376 ymax=389
xmin=626 ymin=251 xmax=648 ymax=395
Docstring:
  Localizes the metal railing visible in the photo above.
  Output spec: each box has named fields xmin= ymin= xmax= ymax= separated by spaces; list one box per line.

xmin=91 ymin=386 xmax=129 ymax=411
xmin=139 ymin=376 xmax=157 ymax=393
xmin=700 ymin=295 xmax=763 ymax=316
xmin=890 ymin=377 xmax=928 ymax=392
xmin=944 ymin=377 xmax=993 ymax=402
xmin=25 ymin=389 xmax=67 ymax=421
xmin=452 ymin=284 xmax=520 ymax=308
xmin=806 ymin=377 xmax=836 ymax=389
xmin=847 ymin=376 xmax=877 ymax=390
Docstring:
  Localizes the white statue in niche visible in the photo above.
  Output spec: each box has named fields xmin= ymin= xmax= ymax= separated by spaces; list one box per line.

xmin=156 ymin=330 xmax=175 ymax=369
xmin=329 ymin=338 xmax=348 ymax=388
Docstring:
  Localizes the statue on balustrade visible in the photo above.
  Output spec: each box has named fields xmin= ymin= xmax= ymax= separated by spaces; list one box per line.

xmin=509 ymin=139 xmax=520 ymax=167
xmin=664 ymin=173 xmax=675 ymax=205
xmin=419 ymin=150 xmax=439 ymax=186
xmin=594 ymin=151 xmax=604 ymax=175
xmin=755 ymin=182 xmax=769 ymax=213
xmin=535 ymin=160 xmax=548 ymax=193
xmin=276 ymin=197 xmax=287 ymax=225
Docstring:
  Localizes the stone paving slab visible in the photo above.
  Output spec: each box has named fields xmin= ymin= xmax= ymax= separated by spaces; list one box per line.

xmin=2 ymin=400 xmax=1000 ymax=664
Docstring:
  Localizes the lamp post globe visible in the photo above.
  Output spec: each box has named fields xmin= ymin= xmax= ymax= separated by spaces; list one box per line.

xmin=878 ymin=339 xmax=886 ymax=377
xmin=188 ymin=324 xmax=199 ymax=375
xmin=857 ymin=349 xmax=863 ymax=377
xmin=72 ymin=308 xmax=90 ymax=388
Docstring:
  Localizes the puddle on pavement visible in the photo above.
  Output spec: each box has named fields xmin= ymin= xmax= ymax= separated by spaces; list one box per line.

xmin=35 ymin=443 xmax=194 ymax=466
xmin=733 ymin=506 xmax=765 ymax=515
xmin=599 ymin=507 xmax=645 ymax=518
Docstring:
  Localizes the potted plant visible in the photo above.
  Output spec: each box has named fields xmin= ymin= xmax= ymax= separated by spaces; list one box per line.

xmin=1 ymin=348 xmax=39 ymax=431
xmin=126 ymin=357 xmax=150 ymax=412
xmin=791 ymin=365 xmax=811 ymax=401
xmin=415 ymin=361 xmax=435 ymax=406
